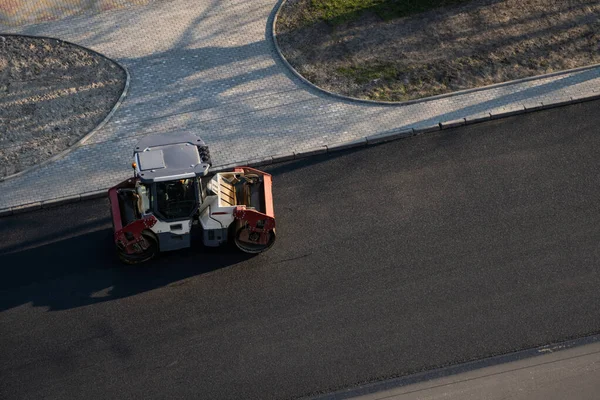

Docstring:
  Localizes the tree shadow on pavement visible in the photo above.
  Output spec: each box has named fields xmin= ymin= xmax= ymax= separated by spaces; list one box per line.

xmin=0 ymin=223 xmax=253 ymax=312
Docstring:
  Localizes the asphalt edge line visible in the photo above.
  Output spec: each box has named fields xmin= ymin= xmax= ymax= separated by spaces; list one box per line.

xmin=3 ymin=91 xmax=600 ymax=217
xmin=304 ymin=332 xmax=600 ymax=400
xmin=271 ymin=0 xmax=600 ymax=107
xmin=0 ymin=34 xmax=131 ymax=183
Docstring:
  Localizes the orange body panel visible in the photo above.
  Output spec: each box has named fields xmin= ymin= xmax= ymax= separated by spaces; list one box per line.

xmin=233 ymin=166 xmax=275 ymax=218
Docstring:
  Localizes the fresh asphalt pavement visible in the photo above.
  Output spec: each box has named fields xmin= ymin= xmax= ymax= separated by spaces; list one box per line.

xmin=1 ymin=100 xmax=600 ymax=400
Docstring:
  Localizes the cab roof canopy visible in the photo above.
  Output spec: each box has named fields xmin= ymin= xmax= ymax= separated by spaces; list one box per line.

xmin=133 ymin=133 xmax=210 ymax=183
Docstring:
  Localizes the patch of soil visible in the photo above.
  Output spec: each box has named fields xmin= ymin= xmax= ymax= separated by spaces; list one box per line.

xmin=276 ymin=0 xmax=600 ymax=101
xmin=0 ymin=35 xmax=126 ymax=178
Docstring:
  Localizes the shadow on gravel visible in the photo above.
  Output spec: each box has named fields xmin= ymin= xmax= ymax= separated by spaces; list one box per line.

xmin=0 ymin=223 xmax=253 ymax=312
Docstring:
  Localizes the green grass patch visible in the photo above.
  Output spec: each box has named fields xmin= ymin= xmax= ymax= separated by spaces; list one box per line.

xmin=309 ymin=0 xmax=472 ymax=25
xmin=336 ymin=63 xmax=400 ymax=84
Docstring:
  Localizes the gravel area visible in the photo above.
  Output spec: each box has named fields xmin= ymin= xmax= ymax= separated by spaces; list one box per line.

xmin=276 ymin=0 xmax=600 ymax=101
xmin=0 ymin=35 xmax=126 ymax=178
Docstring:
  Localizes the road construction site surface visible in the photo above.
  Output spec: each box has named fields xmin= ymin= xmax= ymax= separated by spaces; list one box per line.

xmin=1 ymin=101 xmax=600 ymax=399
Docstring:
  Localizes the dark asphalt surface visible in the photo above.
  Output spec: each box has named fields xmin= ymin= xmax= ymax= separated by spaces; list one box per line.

xmin=2 ymin=100 xmax=600 ymax=400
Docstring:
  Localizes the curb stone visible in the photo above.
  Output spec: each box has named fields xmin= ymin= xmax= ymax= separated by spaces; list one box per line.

xmin=269 ymin=152 xmax=296 ymax=163
xmin=366 ymin=128 xmax=414 ymax=144
xmin=82 ymin=189 xmax=109 ymax=200
xmin=415 ymin=124 xmax=441 ymax=134
xmin=326 ymin=138 xmax=368 ymax=151
xmin=465 ymin=113 xmax=492 ymax=124
xmin=246 ymin=156 xmax=274 ymax=168
xmin=12 ymin=202 xmax=42 ymax=214
xmin=440 ymin=119 xmax=466 ymax=129
xmin=541 ymin=97 xmax=578 ymax=109
xmin=490 ymin=105 xmax=526 ymax=119
xmin=0 ymin=34 xmax=131 ymax=183
xmin=571 ymin=93 xmax=600 ymax=103
xmin=294 ymin=146 xmax=327 ymax=159
xmin=523 ymin=102 xmax=544 ymax=111
xmin=41 ymin=194 xmax=81 ymax=208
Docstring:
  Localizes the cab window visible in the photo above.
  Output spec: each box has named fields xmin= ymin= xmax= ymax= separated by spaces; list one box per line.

xmin=155 ymin=179 xmax=197 ymax=220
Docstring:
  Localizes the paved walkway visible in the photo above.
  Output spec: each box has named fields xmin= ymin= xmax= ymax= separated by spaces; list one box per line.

xmin=1 ymin=0 xmax=600 ymax=211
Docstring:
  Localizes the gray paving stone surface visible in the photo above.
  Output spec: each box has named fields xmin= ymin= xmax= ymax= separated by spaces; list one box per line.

xmin=1 ymin=0 xmax=600 ymax=210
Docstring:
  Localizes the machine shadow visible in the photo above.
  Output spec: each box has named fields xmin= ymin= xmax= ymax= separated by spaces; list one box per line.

xmin=0 ymin=227 xmax=254 ymax=312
